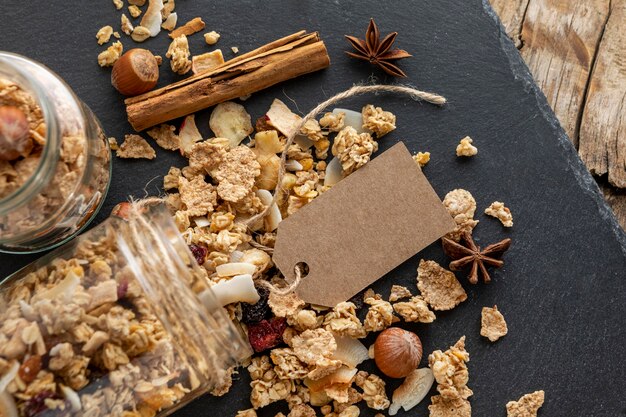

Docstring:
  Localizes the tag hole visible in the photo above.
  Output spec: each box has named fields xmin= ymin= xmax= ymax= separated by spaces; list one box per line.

xmin=295 ymin=262 xmax=309 ymax=279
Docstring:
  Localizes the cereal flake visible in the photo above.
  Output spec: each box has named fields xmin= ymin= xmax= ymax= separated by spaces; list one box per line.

xmin=480 ymin=305 xmax=508 ymax=342
xmin=214 ymin=146 xmax=261 ymax=203
xmin=269 ymin=292 xmax=305 ymax=318
xmin=417 ymin=260 xmax=467 ymax=311
xmin=116 ymin=134 xmax=156 ymax=159
xmin=178 ymin=176 xmax=217 ymax=216
xmin=429 ymin=396 xmax=471 ymax=417
xmin=166 ymin=35 xmax=192 ymax=75
xmin=146 ymin=124 xmax=179 ymax=151
xmin=393 ymin=295 xmax=436 ymax=323
xmin=388 ymin=285 xmax=412 ymax=302
xmin=443 ymin=189 xmax=479 ymax=241
xmin=485 ymin=201 xmax=513 ymax=227
xmin=506 ymin=391 xmax=545 ymax=417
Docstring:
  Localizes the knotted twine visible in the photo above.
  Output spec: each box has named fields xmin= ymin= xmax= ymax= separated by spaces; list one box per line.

xmin=125 ymin=84 xmax=447 ymax=296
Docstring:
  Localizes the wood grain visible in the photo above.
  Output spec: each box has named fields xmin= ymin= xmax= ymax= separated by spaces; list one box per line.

xmin=519 ymin=0 xmax=609 ymax=146
xmin=579 ymin=0 xmax=626 ymax=188
xmin=489 ymin=0 xmax=529 ymax=47
xmin=602 ymin=182 xmax=626 ymax=231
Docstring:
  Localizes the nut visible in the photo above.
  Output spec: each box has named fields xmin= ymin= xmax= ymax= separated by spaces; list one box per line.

xmin=373 ymin=327 xmax=422 ymax=378
xmin=111 ymin=49 xmax=159 ymax=96
xmin=0 ymin=106 xmax=32 ymax=161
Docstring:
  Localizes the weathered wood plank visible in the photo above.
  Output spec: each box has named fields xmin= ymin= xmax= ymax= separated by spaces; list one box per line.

xmin=579 ymin=0 xmax=626 ymax=187
xmin=519 ymin=0 xmax=610 ymax=146
xmin=489 ymin=0 xmax=530 ymax=48
xmin=601 ymin=182 xmax=626 ymax=232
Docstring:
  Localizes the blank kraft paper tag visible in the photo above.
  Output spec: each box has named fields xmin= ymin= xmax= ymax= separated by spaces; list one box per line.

xmin=273 ymin=142 xmax=456 ymax=306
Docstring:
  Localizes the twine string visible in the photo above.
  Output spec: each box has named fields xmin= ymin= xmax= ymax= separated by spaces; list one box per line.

xmin=242 ymin=84 xmax=447 ymax=229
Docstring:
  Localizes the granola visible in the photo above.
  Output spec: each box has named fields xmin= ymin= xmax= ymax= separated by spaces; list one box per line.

xmin=354 ymin=371 xmax=390 ymax=410
xmin=98 ymin=41 xmax=123 ymax=67
xmin=361 ymin=105 xmax=396 ymax=137
xmin=291 ymin=329 xmax=337 ymax=366
xmin=417 ymin=260 xmax=467 ymax=311
xmin=413 ymin=151 xmax=430 ymax=167
xmin=506 ymin=391 xmax=545 ymax=417
xmin=323 ymin=302 xmax=366 ymax=339
xmin=146 ymin=124 xmax=179 ymax=151
xmin=178 ymin=176 xmax=217 ymax=216
xmin=96 ymin=25 xmax=114 ymax=45
xmin=428 ymin=336 xmax=472 ymax=401
xmin=331 ymin=126 xmax=378 ymax=175
xmin=116 ymin=134 xmax=156 ymax=159
xmin=393 ymin=296 xmax=436 ymax=323
xmin=443 ymin=189 xmax=479 ymax=241
xmin=388 ymin=285 xmax=412 ymax=302
xmin=166 ymin=35 xmax=192 ymax=75
xmin=485 ymin=201 xmax=513 ymax=227
xmin=480 ymin=305 xmax=508 ymax=342
xmin=456 ymin=136 xmax=477 ymax=157
xmin=319 ymin=112 xmax=345 ymax=132
xmin=363 ymin=298 xmax=394 ymax=332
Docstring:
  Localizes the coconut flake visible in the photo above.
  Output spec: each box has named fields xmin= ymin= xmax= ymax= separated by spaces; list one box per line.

xmin=229 ymin=250 xmax=244 ymax=263
xmin=388 ymin=368 xmax=434 ymax=415
xmin=332 ymin=336 xmax=370 ymax=368
xmin=203 ymin=274 xmax=259 ymax=306
xmin=256 ymin=189 xmax=282 ymax=232
xmin=285 ymin=159 xmax=303 ymax=171
xmin=324 ymin=157 xmax=343 ymax=187
xmin=60 ymin=385 xmax=82 ymax=412
xmin=32 ymin=270 xmax=80 ymax=303
xmin=304 ymin=366 xmax=358 ymax=393
xmin=209 ymin=102 xmax=253 ymax=148
xmin=266 ymin=99 xmax=302 ymax=137
xmin=179 ymin=114 xmax=203 ymax=156
xmin=141 ymin=0 xmax=164 ymax=37
xmin=161 ymin=12 xmax=177 ymax=31
xmin=192 ymin=216 xmax=210 ymax=228
xmin=216 ymin=262 xmax=256 ymax=277
xmin=293 ymin=134 xmax=313 ymax=150
xmin=0 ymin=361 xmax=19 ymax=393
xmin=0 ymin=391 xmax=17 ymax=417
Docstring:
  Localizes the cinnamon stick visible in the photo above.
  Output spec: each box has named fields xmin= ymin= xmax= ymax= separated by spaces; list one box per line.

xmin=125 ymin=31 xmax=330 ymax=131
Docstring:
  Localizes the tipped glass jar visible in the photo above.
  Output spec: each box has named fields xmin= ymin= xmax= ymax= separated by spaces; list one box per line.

xmin=0 ymin=204 xmax=251 ymax=417
xmin=0 ymin=52 xmax=111 ymax=253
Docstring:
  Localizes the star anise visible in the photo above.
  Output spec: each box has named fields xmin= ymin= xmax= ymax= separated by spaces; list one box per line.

xmin=345 ymin=18 xmax=412 ymax=77
xmin=441 ymin=232 xmax=511 ymax=284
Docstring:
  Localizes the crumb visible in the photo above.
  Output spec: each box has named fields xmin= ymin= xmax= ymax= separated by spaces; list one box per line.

xmin=393 ymin=296 xmax=436 ymax=323
xmin=112 ymin=0 xmax=123 ymax=9
xmin=163 ymin=167 xmax=181 ymax=190
xmin=231 ymin=46 xmax=240 ymax=54
xmin=363 ymin=297 xmax=394 ymax=332
xmin=204 ymin=31 xmax=221 ymax=45
xmin=480 ymin=305 xmax=508 ymax=342
xmin=456 ymin=136 xmax=477 ymax=157
xmin=113 ymin=31 xmax=121 ymax=38
xmin=417 ymin=260 xmax=467 ymax=311
xmin=506 ymin=391 xmax=545 ymax=417
xmin=413 ymin=152 xmax=430 ymax=167
xmin=131 ymin=25 xmax=151 ymax=42
xmin=121 ymin=14 xmax=134 ymax=35
xmin=362 ymin=104 xmax=396 ymax=137
xmin=97 ymin=41 xmax=123 ymax=67
xmin=154 ymin=55 xmax=163 ymax=65
xmin=146 ymin=124 xmax=179 ymax=151
xmin=96 ymin=26 xmax=114 ymax=45
xmin=388 ymin=285 xmax=412 ymax=302
xmin=116 ymin=134 xmax=155 ymax=159
xmin=443 ymin=189 xmax=479 ymax=241
xmin=332 ymin=126 xmax=378 ymax=175
xmin=166 ymin=35 xmax=192 ymax=75
xmin=128 ymin=4 xmax=142 ymax=18
xmin=485 ymin=201 xmax=513 ymax=227
xmin=107 ymin=137 xmax=119 ymax=151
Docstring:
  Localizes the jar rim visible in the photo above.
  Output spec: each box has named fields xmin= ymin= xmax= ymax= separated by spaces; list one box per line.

xmin=0 ymin=52 xmax=61 ymax=212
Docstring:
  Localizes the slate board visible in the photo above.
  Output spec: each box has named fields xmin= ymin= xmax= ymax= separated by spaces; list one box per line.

xmin=1 ymin=1 xmax=625 ymax=416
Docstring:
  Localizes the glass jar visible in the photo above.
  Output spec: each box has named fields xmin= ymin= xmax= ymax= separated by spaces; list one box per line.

xmin=0 ymin=204 xmax=251 ymax=417
xmin=0 ymin=52 xmax=111 ymax=253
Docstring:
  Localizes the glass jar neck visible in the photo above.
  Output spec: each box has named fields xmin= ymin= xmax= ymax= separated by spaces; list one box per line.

xmin=113 ymin=205 xmax=251 ymax=388
xmin=0 ymin=52 xmax=68 ymax=214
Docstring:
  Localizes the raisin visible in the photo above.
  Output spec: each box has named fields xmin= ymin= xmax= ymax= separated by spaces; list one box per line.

xmin=241 ymin=285 xmax=270 ymax=324
xmin=23 ymin=390 xmax=60 ymax=417
xmin=189 ymin=244 xmax=208 ymax=265
xmin=18 ymin=355 xmax=42 ymax=383
xmin=247 ymin=317 xmax=287 ymax=353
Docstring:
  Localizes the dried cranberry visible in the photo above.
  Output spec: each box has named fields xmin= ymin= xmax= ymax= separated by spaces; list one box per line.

xmin=241 ymin=285 xmax=270 ymax=324
xmin=189 ymin=244 xmax=208 ymax=265
xmin=23 ymin=390 xmax=60 ymax=417
xmin=117 ymin=279 xmax=129 ymax=299
xmin=247 ymin=317 xmax=287 ymax=353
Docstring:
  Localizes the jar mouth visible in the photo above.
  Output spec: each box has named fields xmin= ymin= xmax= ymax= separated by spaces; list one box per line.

xmin=0 ymin=52 xmax=59 ymax=211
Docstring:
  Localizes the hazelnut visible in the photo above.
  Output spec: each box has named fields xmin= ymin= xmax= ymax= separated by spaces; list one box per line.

xmin=374 ymin=327 xmax=423 ymax=378
xmin=111 ymin=49 xmax=159 ymax=96
xmin=0 ymin=106 xmax=32 ymax=161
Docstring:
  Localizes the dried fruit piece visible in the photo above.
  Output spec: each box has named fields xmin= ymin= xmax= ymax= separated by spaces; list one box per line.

xmin=111 ymin=49 xmax=159 ymax=96
xmin=192 ymin=49 xmax=225 ymax=74
xmin=178 ymin=114 xmax=203 ymax=156
xmin=189 ymin=244 xmax=208 ymax=265
xmin=23 ymin=390 xmax=60 ymax=417
xmin=388 ymin=368 xmax=434 ymax=415
xmin=374 ymin=327 xmax=422 ymax=378
xmin=0 ymin=106 xmax=31 ymax=161
xmin=265 ymin=98 xmax=302 ymax=137
xmin=0 ymin=392 xmax=17 ymax=417
xmin=247 ymin=317 xmax=287 ymax=352
xmin=209 ymin=101 xmax=253 ymax=147
xmin=161 ymin=12 xmax=178 ymax=31
xmin=241 ymin=285 xmax=270 ymax=324
xmin=207 ymin=274 xmax=259 ymax=306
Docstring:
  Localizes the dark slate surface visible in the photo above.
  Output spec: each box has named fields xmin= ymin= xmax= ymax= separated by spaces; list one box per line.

xmin=1 ymin=1 xmax=625 ymax=416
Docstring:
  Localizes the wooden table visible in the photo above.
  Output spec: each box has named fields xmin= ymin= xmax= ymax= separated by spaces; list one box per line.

xmin=490 ymin=0 xmax=626 ymax=230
